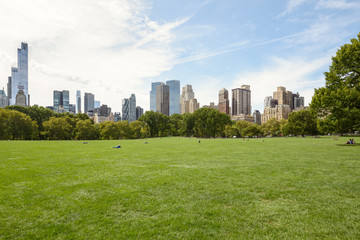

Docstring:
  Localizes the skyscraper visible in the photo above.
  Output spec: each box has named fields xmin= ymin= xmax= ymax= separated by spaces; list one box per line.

xmin=136 ymin=106 xmax=144 ymax=120
xmin=292 ymin=92 xmax=304 ymax=110
xmin=0 ymin=88 xmax=9 ymax=108
xmin=122 ymin=98 xmax=129 ymax=121
xmin=232 ymin=85 xmax=251 ymax=116
xmin=166 ymin=80 xmax=180 ymax=115
xmin=156 ymin=84 xmax=170 ymax=116
xmin=53 ymin=90 xmax=70 ymax=113
xmin=84 ymin=92 xmax=95 ymax=113
xmin=76 ymin=90 xmax=81 ymax=113
xmin=150 ymin=82 xmax=164 ymax=111
xmin=180 ymin=84 xmax=199 ymax=114
xmin=218 ymin=88 xmax=230 ymax=115
xmin=8 ymin=42 xmax=29 ymax=106
xmin=129 ymin=94 xmax=136 ymax=122
xmin=253 ymin=110 xmax=261 ymax=124
xmin=273 ymin=86 xmax=293 ymax=107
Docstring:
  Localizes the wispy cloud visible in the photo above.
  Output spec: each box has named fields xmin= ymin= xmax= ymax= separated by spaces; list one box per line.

xmin=278 ymin=0 xmax=309 ymax=18
xmin=316 ymin=0 xmax=360 ymax=10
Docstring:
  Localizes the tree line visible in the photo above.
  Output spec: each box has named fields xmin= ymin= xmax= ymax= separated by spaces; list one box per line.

xmin=0 ymin=105 xmax=334 ymax=140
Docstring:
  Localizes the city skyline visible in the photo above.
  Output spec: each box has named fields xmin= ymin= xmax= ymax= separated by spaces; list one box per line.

xmin=0 ymin=1 xmax=359 ymax=112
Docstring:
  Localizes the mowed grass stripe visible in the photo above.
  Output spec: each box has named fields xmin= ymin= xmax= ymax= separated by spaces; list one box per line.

xmin=0 ymin=137 xmax=359 ymax=239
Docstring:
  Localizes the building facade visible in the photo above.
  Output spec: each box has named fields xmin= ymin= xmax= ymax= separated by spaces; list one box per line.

xmin=0 ymin=89 xmax=8 ymax=108
xmin=273 ymin=86 xmax=293 ymax=106
xmin=8 ymin=43 xmax=29 ymax=106
xmin=136 ymin=106 xmax=144 ymax=120
xmin=292 ymin=92 xmax=304 ymax=110
xmin=84 ymin=92 xmax=95 ymax=113
xmin=232 ymin=85 xmax=251 ymax=116
xmin=76 ymin=90 xmax=81 ymax=113
xmin=150 ymin=82 xmax=164 ymax=111
xmin=156 ymin=84 xmax=170 ymax=116
xmin=122 ymin=98 xmax=129 ymax=121
xmin=180 ymin=84 xmax=199 ymax=114
xmin=129 ymin=94 xmax=136 ymax=122
xmin=53 ymin=90 xmax=70 ymax=113
xmin=262 ymin=104 xmax=291 ymax=123
xmin=253 ymin=110 xmax=261 ymax=125
xmin=166 ymin=80 xmax=180 ymax=115
xmin=218 ymin=88 xmax=230 ymax=115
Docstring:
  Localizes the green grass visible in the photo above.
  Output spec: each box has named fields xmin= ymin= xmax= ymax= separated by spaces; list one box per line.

xmin=0 ymin=137 xmax=359 ymax=239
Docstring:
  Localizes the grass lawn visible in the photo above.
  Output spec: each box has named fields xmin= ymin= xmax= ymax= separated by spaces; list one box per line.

xmin=0 ymin=136 xmax=359 ymax=239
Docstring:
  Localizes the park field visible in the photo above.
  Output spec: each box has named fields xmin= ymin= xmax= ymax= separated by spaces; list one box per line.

xmin=0 ymin=137 xmax=359 ymax=239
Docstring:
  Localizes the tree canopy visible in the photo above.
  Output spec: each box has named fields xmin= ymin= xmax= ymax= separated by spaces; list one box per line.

xmin=311 ymin=33 xmax=360 ymax=133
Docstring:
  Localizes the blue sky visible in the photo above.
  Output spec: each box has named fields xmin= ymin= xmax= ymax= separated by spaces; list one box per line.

xmin=0 ymin=0 xmax=359 ymax=112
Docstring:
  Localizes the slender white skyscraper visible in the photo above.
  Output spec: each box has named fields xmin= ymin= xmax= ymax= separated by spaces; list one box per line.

xmin=129 ymin=94 xmax=136 ymax=122
xmin=76 ymin=90 xmax=81 ymax=113
xmin=8 ymin=42 xmax=29 ymax=106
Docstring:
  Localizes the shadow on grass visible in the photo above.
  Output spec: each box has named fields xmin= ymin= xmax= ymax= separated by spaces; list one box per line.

xmin=335 ymin=143 xmax=360 ymax=147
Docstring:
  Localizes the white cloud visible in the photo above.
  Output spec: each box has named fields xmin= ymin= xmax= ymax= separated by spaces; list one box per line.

xmin=0 ymin=0 xmax=189 ymax=111
xmin=278 ymin=0 xmax=309 ymax=18
xmin=316 ymin=0 xmax=360 ymax=9
xmin=232 ymin=56 xmax=330 ymax=112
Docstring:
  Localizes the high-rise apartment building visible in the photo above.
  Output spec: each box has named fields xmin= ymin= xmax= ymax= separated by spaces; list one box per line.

xmin=218 ymin=88 xmax=230 ymax=115
xmin=136 ymin=106 xmax=144 ymax=120
xmin=273 ymin=86 xmax=293 ymax=107
xmin=8 ymin=43 xmax=29 ymax=106
xmin=292 ymin=92 xmax=304 ymax=110
xmin=114 ymin=112 xmax=121 ymax=122
xmin=122 ymin=98 xmax=129 ymax=122
xmin=84 ymin=92 xmax=95 ymax=113
xmin=232 ymin=85 xmax=251 ymax=116
xmin=166 ymin=80 xmax=180 ymax=115
xmin=0 ymin=89 xmax=9 ymax=108
xmin=129 ymin=94 xmax=136 ymax=122
xmin=264 ymin=96 xmax=272 ymax=108
xmin=150 ymin=82 xmax=164 ymax=111
xmin=180 ymin=84 xmax=199 ymax=114
xmin=76 ymin=90 xmax=81 ymax=113
xmin=253 ymin=110 xmax=261 ymax=125
xmin=94 ymin=101 xmax=100 ymax=109
xmin=53 ymin=90 xmax=69 ymax=113
xmin=156 ymin=84 xmax=170 ymax=116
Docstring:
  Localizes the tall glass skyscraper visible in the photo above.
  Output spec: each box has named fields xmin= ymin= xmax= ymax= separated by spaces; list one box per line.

xmin=84 ymin=92 xmax=95 ymax=113
xmin=166 ymin=80 xmax=180 ymax=115
xmin=150 ymin=82 xmax=164 ymax=111
xmin=76 ymin=90 xmax=81 ymax=113
xmin=8 ymin=43 xmax=28 ymax=106
xmin=122 ymin=98 xmax=129 ymax=122
xmin=129 ymin=94 xmax=136 ymax=122
xmin=53 ymin=90 xmax=69 ymax=113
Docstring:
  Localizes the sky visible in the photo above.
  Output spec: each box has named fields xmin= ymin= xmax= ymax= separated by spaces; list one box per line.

xmin=0 ymin=0 xmax=359 ymax=113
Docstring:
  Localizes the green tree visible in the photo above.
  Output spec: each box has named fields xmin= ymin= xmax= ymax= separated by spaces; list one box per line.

xmin=224 ymin=124 xmax=238 ymax=138
xmin=261 ymin=118 xmax=281 ymax=136
xmin=42 ymin=117 xmax=73 ymax=140
xmin=0 ymin=108 xmax=37 ymax=140
xmin=169 ymin=113 xmax=183 ymax=136
xmin=235 ymin=121 xmax=251 ymax=137
xmin=138 ymin=111 xmax=170 ymax=137
xmin=180 ymin=113 xmax=195 ymax=137
xmin=75 ymin=119 xmax=99 ymax=140
xmin=192 ymin=108 xmax=231 ymax=138
xmin=311 ymin=33 xmax=360 ymax=133
xmin=241 ymin=124 xmax=261 ymax=137
xmin=118 ymin=121 xmax=132 ymax=139
xmin=28 ymin=105 xmax=54 ymax=139
xmin=129 ymin=120 xmax=143 ymax=139
xmin=282 ymin=110 xmax=318 ymax=136
xmin=99 ymin=121 xmax=120 ymax=140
